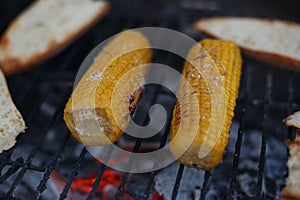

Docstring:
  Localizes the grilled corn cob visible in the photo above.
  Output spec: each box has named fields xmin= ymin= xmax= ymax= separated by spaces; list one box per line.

xmin=64 ymin=30 xmax=151 ymax=145
xmin=170 ymin=39 xmax=242 ymax=170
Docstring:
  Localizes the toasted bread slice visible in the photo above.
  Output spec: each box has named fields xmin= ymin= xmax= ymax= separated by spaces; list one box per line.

xmin=281 ymin=133 xmax=300 ymax=200
xmin=194 ymin=17 xmax=300 ymax=70
xmin=0 ymin=69 xmax=26 ymax=153
xmin=0 ymin=0 xmax=109 ymax=75
xmin=284 ymin=111 xmax=300 ymax=129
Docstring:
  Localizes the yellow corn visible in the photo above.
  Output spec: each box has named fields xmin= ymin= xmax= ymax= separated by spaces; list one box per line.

xmin=170 ymin=39 xmax=242 ymax=170
xmin=64 ymin=30 xmax=151 ymax=145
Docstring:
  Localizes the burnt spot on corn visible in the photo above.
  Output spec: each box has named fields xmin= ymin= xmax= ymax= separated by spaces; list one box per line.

xmin=128 ymin=95 xmax=135 ymax=104
xmin=64 ymin=30 xmax=152 ymax=146
xmin=170 ymin=39 xmax=242 ymax=170
xmin=128 ymin=87 xmax=143 ymax=117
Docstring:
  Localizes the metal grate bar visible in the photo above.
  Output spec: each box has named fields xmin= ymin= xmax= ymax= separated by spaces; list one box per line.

xmin=6 ymin=92 xmax=71 ymax=198
xmin=0 ymin=30 xmax=79 ymax=196
xmin=0 ymin=73 xmax=49 ymax=167
xmin=86 ymin=145 xmax=115 ymax=200
xmin=114 ymin=138 xmax=144 ymax=200
xmin=0 ymin=158 xmax=23 ymax=184
xmin=1 ymin=1 xmax=300 ymax=199
xmin=198 ymin=55 xmax=242 ymax=198
xmin=114 ymin=86 xmax=163 ymax=200
xmin=12 ymin=30 xmax=84 ymax=108
xmin=1 ymin=60 xmax=77 ymax=197
xmin=228 ymin=64 xmax=252 ymax=199
xmin=4 ymin=161 xmax=45 ymax=172
xmin=6 ymin=148 xmax=39 ymax=198
xmin=60 ymin=17 xmax=139 ymax=200
xmin=59 ymin=147 xmax=87 ymax=200
xmin=143 ymin=173 xmax=156 ymax=199
xmin=200 ymin=170 xmax=211 ymax=199
xmin=81 ymin=17 xmax=141 ymax=200
xmin=171 ymin=164 xmax=185 ymax=200
xmin=10 ymin=35 xmax=85 ymax=135
xmin=0 ymin=150 xmax=14 ymax=173
xmin=3 ymin=88 xmax=64 ymax=178
xmin=35 ymin=133 xmax=71 ymax=199
xmin=86 ymin=163 xmax=108 ymax=200
xmin=245 ymin=100 xmax=300 ymax=109
xmin=140 ymin=42 xmax=181 ymax=199
xmin=228 ymin=109 xmax=245 ymax=199
xmin=256 ymin=70 xmax=273 ymax=199
xmin=143 ymin=108 xmax=173 ymax=199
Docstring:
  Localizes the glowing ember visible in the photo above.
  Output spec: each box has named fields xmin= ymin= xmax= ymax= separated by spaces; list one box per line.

xmin=70 ymin=170 xmax=122 ymax=193
xmin=51 ymin=170 xmax=131 ymax=199
xmin=51 ymin=170 xmax=164 ymax=200
xmin=152 ymin=192 xmax=165 ymax=200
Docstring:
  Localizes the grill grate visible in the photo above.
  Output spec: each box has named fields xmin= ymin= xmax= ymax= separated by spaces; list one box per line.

xmin=1 ymin=0 xmax=300 ymax=199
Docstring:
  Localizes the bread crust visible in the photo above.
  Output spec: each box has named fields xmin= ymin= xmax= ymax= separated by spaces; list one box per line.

xmin=283 ymin=111 xmax=300 ymax=129
xmin=0 ymin=1 xmax=110 ymax=76
xmin=281 ymin=188 xmax=300 ymax=200
xmin=0 ymin=69 xmax=26 ymax=153
xmin=194 ymin=17 xmax=300 ymax=70
xmin=280 ymin=133 xmax=300 ymax=200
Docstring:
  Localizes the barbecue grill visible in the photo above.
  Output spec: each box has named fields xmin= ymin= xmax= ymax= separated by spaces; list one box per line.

xmin=1 ymin=0 xmax=300 ymax=199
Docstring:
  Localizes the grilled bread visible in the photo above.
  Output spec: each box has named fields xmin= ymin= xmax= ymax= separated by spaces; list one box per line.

xmin=194 ymin=17 xmax=300 ymax=70
xmin=281 ymin=113 xmax=300 ymax=199
xmin=64 ymin=30 xmax=152 ymax=145
xmin=0 ymin=69 xmax=26 ymax=153
xmin=284 ymin=111 xmax=300 ymax=129
xmin=0 ymin=0 xmax=109 ymax=75
xmin=281 ymin=133 xmax=300 ymax=200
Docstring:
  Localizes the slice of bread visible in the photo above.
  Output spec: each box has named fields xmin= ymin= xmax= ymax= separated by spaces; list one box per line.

xmin=0 ymin=0 xmax=109 ymax=75
xmin=282 ymin=114 xmax=300 ymax=199
xmin=281 ymin=133 xmax=300 ymax=200
xmin=0 ymin=69 xmax=26 ymax=153
xmin=194 ymin=17 xmax=300 ymax=70
xmin=284 ymin=111 xmax=300 ymax=129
